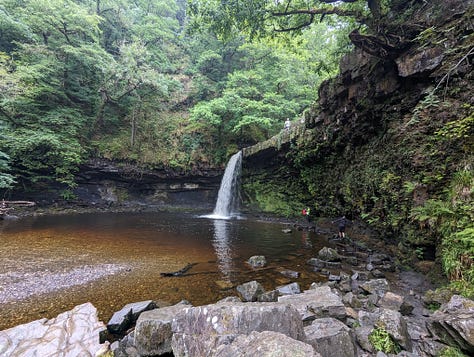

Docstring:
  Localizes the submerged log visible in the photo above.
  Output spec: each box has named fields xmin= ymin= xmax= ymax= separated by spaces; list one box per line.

xmin=160 ymin=263 xmax=198 ymax=277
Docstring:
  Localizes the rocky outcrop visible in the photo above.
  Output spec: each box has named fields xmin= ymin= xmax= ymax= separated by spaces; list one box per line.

xmin=428 ymin=295 xmax=474 ymax=354
xmin=0 ymin=302 xmax=108 ymax=357
xmin=4 ymin=278 xmax=474 ymax=357
xmin=171 ymin=302 xmax=306 ymax=356
xmin=214 ymin=330 xmax=320 ymax=357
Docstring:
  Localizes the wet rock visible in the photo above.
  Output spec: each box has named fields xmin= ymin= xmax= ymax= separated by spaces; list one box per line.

xmin=277 ymin=282 xmax=301 ymax=295
xmin=0 ymin=302 xmax=108 ymax=357
xmin=428 ymin=295 xmax=474 ymax=354
xmin=371 ymin=269 xmax=385 ymax=278
xmin=279 ymin=286 xmax=346 ymax=322
xmin=171 ymin=302 xmax=305 ymax=356
xmin=214 ymin=330 xmax=319 ymax=357
xmin=236 ymin=280 xmax=265 ymax=302
xmin=318 ymin=247 xmax=340 ymax=262
xmin=247 ymin=255 xmax=267 ymax=268
xmin=396 ymin=47 xmax=444 ymax=77
xmin=307 ymin=257 xmax=326 ymax=268
xmin=107 ymin=300 xmax=157 ymax=334
xmin=280 ymin=269 xmax=300 ymax=279
xmin=134 ymin=301 xmax=191 ymax=356
xmin=305 ymin=317 xmax=357 ymax=357
xmin=369 ymin=254 xmax=391 ymax=265
xmin=360 ymin=279 xmax=390 ymax=298
xmin=351 ymin=270 xmax=370 ymax=281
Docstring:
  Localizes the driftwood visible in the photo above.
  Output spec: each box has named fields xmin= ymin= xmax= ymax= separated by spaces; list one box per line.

xmin=0 ymin=200 xmax=36 ymax=217
xmin=160 ymin=263 xmax=198 ymax=277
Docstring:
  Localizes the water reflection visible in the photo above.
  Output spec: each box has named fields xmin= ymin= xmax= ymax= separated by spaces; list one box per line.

xmin=212 ymin=219 xmax=234 ymax=281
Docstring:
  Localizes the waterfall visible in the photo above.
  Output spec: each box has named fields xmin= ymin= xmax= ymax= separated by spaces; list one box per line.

xmin=209 ymin=151 xmax=242 ymax=219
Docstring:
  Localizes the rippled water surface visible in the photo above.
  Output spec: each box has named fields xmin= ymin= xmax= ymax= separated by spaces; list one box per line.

xmin=0 ymin=211 xmax=329 ymax=330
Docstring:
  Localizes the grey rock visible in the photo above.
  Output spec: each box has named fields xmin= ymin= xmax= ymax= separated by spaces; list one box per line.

xmin=236 ymin=280 xmax=265 ymax=302
xmin=360 ymin=279 xmax=390 ymax=297
xmin=214 ymin=331 xmax=320 ymax=357
xmin=376 ymin=308 xmax=413 ymax=351
xmin=247 ymin=255 xmax=267 ymax=268
xmin=305 ymin=317 xmax=357 ymax=357
xmin=280 ymin=269 xmax=300 ymax=279
xmin=107 ymin=300 xmax=157 ymax=334
xmin=307 ymin=258 xmax=327 ymax=268
xmin=258 ymin=290 xmax=279 ymax=302
xmin=428 ymin=295 xmax=474 ymax=354
xmin=396 ymin=47 xmax=444 ymax=77
xmin=134 ymin=301 xmax=191 ymax=356
xmin=354 ymin=326 xmax=375 ymax=353
xmin=318 ymin=247 xmax=340 ymax=262
xmin=171 ymin=302 xmax=305 ymax=357
xmin=277 ymin=282 xmax=301 ymax=295
xmin=279 ymin=286 xmax=346 ymax=321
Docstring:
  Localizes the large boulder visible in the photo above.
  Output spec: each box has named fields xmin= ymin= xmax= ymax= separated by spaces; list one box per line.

xmin=171 ymin=302 xmax=305 ymax=356
xmin=278 ymin=286 xmax=346 ymax=322
xmin=214 ymin=331 xmax=320 ymax=357
xmin=107 ymin=300 xmax=157 ymax=334
xmin=305 ymin=317 xmax=357 ymax=357
xmin=236 ymin=280 xmax=265 ymax=302
xmin=0 ymin=302 xmax=107 ymax=357
xmin=428 ymin=295 xmax=474 ymax=355
xmin=134 ymin=301 xmax=191 ymax=356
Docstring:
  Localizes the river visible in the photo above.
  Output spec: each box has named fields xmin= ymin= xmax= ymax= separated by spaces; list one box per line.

xmin=0 ymin=211 xmax=330 ymax=330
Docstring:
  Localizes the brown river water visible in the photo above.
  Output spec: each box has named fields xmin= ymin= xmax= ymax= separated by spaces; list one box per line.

xmin=0 ymin=211 xmax=331 ymax=330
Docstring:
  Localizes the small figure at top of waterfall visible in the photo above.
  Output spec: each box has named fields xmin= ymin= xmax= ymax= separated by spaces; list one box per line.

xmin=284 ymin=118 xmax=291 ymax=131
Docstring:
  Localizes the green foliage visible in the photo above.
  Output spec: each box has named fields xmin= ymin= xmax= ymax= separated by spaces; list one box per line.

xmin=369 ymin=327 xmax=401 ymax=354
xmin=410 ymin=168 xmax=474 ymax=289
xmin=438 ymin=346 xmax=469 ymax=357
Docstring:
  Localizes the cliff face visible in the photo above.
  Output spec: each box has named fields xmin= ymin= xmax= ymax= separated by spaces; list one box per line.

xmin=242 ymin=0 xmax=473 ymax=258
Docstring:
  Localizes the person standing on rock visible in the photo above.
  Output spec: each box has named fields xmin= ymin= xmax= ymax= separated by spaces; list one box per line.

xmin=332 ymin=215 xmax=350 ymax=238
xmin=284 ymin=118 xmax=291 ymax=131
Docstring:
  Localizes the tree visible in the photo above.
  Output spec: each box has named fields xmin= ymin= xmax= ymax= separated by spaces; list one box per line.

xmin=187 ymin=0 xmax=412 ymax=59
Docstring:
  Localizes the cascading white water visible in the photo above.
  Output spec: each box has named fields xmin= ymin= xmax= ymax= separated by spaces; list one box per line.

xmin=210 ymin=151 xmax=242 ymax=219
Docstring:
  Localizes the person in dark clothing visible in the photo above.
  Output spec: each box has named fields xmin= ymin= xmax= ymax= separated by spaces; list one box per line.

xmin=332 ymin=216 xmax=350 ymax=238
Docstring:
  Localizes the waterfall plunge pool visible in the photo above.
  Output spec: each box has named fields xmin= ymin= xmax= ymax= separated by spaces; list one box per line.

xmin=0 ymin=211 xmax=330 ymax=330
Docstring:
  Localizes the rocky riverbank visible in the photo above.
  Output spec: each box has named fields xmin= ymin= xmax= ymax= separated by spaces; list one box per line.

xmin=1 ymin=222 xmax=472 ymax=357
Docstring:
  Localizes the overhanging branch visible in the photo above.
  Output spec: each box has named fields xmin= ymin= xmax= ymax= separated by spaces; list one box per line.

xmin=271 ymin=7 xmax=366 ymax=32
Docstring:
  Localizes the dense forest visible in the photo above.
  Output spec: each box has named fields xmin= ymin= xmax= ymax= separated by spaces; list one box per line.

xmin=1 ymin=0 xmax=473 ymax=300
xmin=0 ymin=0 xmax=353 ymax=193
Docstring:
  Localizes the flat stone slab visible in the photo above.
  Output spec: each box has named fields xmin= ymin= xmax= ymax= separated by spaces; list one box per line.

xmin=278 ymin=286 xmax=346 ymax=321
xmin=0 ymin=302 xmax=108 ymax=357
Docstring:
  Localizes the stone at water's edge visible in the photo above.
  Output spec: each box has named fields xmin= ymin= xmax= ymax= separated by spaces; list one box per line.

xmin=134 ymin=301 xmax=192 ymax=357
xmin=171 ymin=302 xmax=305 ymax=356
xmin=107 ymin=299 xmax=157 ymax=334
xmin=214 ymin=330 xmax=320 ymax=357
xmin=247 ymin=255 xmax=267 ymax=268
xmin=0 ymin=302 xmax=108 ymax=357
